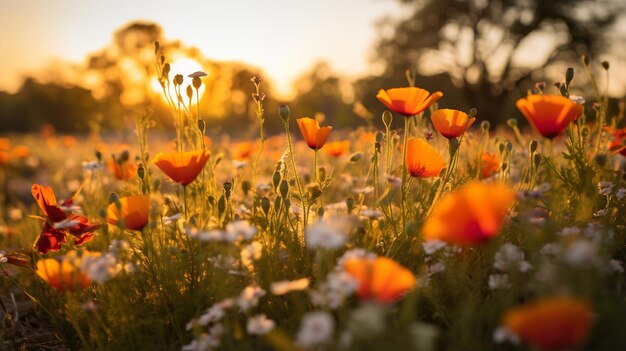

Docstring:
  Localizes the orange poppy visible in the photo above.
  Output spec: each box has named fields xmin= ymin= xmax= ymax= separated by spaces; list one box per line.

xmin=405 ymin=138 xmax=445 ymax=178
xmin=606 ymin=127 xmax=626 ymax=156
xmin=344 ymin=256 xmax=416 ymax=303
xmin=12 ymin=145 xmax=30 ymax=159
xmin=153 ymin=150 xmax=210 ymax=186
xmin=106 ymin=195 xmax=150 ymax=231
xmin=108 ymin=150 xmax=137 ymax=181
xmin=516 ymin=95 xmax=582 ymax=139
xmin=431 ymin=109 xmax=475 ymax=139
xmin=324 ymin=141 xmax=350 ymax=158
xmin=503 ymin=296 xmax=593 ymax=351
xmin=0 ymin=138 xmax=10 ymax=151
xmin=479 ymin=152 xmax=499 ymax=178
xmin=234 ymin=142 xmax=254 ymax=161
xmin=36 ymin=251 xmax=92 ymax=292
xmin=423 ymin=181 xmax=515 ymax=245
xmin=32 ymin=184 xmax=100 ymax=254
xmin=376 ymin=87 xmax=443 ymax=116
xmin=296 ymin=117 xmax=332 ymax=150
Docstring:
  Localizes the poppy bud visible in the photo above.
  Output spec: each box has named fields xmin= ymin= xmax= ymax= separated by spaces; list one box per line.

xmin=137 ymin=165 xmax=145 ymax=180
xmin=223 ymin=182 xmax=232 ymax=198
xmin=481 ymin=120 xmax=490 ymax=132
xmin=272 ymin=171 xmax=281 ymax=190
xmin=261 ymin=197 xmax=270 ymax=216
xmin=278 ymin=104 xmax=290 ymax=122
xmin=559 ymin=84 xmax=568 ymax=97
xmin=241 ymin=180 xmax=251 ymax=196
xmin=507 ymin=118 xmax=518 ymax=129
xmin=469 ymin=107 xmax=478 ymax=118
xmin=566 ymin=67 xmax=575 ymax=86
xmin=375 ymin=131 xmax=384 ymax=143
xmin=382 ymin=110 xmax=393 ymax=128
xmin=346 ymin=197 xmax=355 ymax=214
xmin=594 ymin=153 xmax=607 ymax=167
xmin=192 ymin=76 xmax=202 ymax=90
xmin=95 ymin=150 xmax=102 ymax=162
xmin=280 ymin=180 xmax=289 ymax=198
xmin=186 ymin=85 xmax=193 ymax=100
xmin=274 ymin=196 xmax=282 ymax=212
xmin=307 ymin=183 xmax=321 ymax=201
xmin=601 ymin=61 xmax=609 ymax=70
xmin=198 ymin=119 xmax=206 ymax=134
xmin=529 ymin=140 xmax=538 ymax=154
xmin=582 ymin=54 xmax=589 ymax=66
xmin=217 ymin=195 xmax=226 ymax=217
xmin=154 ymin=40 xmax=160 ymax=54
xmin=163 ymin=63 xmax=171 ymax=75
xmin=317 ymin=207 xmax=324 ymax=219
xmin=534 ymin=153 xmax=542 ymax=168
xmin=506 ymin=141 xmax=513 ymax=152
xmin=350 ymin=152 xmax=363 ymax=162
xmin=174 ymin=74 xmax=183 ymax=86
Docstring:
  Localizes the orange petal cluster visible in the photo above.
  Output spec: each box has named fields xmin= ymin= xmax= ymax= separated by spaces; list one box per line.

xmin=431 ymin=109 xmax=475 ymax=139
xmin=503 ymin=296 xmax=593 ymax=351
xmin=344 ymin=257 xmax=416 ymax=303
xmin=107 ymin=195 xmax=150 ymax=231
xmin=606 ymin=127 xmax=626 ymax=156
xmin=516 ymin=95 xmax=581 ymax=139
xmin=324 ymin=141 xmax=350 ymax=158
xmin=154 ymin=150 xmax=210 ymax=186
xmin=36 ymin=251 xmax=94 ymax=292
xmin=296 ymin=117 xmax=332 ymax=150
xmin=405 ymin=138 xmax=445 ymax=178
xmin=422 ymin=181 xmax=515 ymax=245
xmin=376 ymin=87 xmax=443 ymax=116
xmin=479 ymin=152 xmax=499 ymax=178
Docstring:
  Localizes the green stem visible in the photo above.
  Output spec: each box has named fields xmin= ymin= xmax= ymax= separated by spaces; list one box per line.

xmin=401 ymin=116 xmax=410 ymax=233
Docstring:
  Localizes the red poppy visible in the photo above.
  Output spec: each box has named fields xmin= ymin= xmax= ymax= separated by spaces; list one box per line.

xmin=32 ymin=184 xmax=100 ymax=254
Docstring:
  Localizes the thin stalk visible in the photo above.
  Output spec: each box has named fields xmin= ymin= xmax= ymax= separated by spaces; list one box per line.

xmin=400 ymin=116 xmax=410 ymax=233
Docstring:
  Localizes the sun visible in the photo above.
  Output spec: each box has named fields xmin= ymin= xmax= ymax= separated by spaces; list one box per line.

xmin=151 ymin=57 xmax=207 ymax=103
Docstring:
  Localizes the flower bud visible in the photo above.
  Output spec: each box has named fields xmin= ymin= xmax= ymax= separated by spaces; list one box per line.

xmin=198 ymin=119 xmax=206 ymax=134
xmin=507 ymin=118 xmax=518 ymax=129
xmin=278 ymin=104 xmax=290 ymax=122
xmin=601 ymin=61 xmax=609 ymax=70
xmin=349 ymin=152 xmax=363 ymax=162
xmin=192 ymin=77 xmax=202 ymax=90
xmin=154 ymin=40 xmax=160 ymax=54
xmin=272 ymin=171 xmax=281 ymax=190
xmin=529 ymin=139 xmax=538 ymax=154
xmin=346 ymin=197 xmax=355 ymax=213
xmin=261 ymin=197 xmax=270 ymax=215
xmin=174 ymin=74 xmax=183 ymax=86
xmin=565 ymin=67 xmax=574 ymax=87
xmin=582 ymin=54 xmax=589 ymax=66
xmin=317 ymin=207 xmax=324 ymax=219
xmin=186 ymin=85 xmax=193 ymax=100
xmin=162 ymin=63 xmax=170 ymax=75
xmin=469 ymin=107 xmax=478 ymax=118
xmin=481 ymin=120 xmax=490 ymax=132
xmin=280 ymin=180 xmax=289 ymax=198
xmin=534 ymin=153 xmax=542 ymax=168
xmin=382 ymin=110 xmax=393 ymax=127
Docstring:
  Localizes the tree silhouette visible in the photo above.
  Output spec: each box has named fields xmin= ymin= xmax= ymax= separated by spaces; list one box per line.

xmin=367 ymin=0 xmax=625 ymax=123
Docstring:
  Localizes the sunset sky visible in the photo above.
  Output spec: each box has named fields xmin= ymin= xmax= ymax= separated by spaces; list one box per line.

xmin=0 ymin=0 xmax=403 ymax=98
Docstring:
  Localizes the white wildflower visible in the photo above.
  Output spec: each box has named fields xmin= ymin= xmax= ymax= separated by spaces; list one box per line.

xmin=488 ymin=274 xmax=511 ymax=290
xmin=558 ymin=226 xmax=580 ymax=237
xmin=428 ymin=262 xmax=446 ymax=275
xmin=182 ymin=334 xmax=220 ymax=351
xmin=616 ymin=188 xmax=626 ymax=199
xmin=337 ymin=249 xmax=376 ymax=267
xmin=423 ymin=240 xmax=447 ymax=255
xmin=237 ymin=286 xmax=266 ymax=312
xmin=163 ymin=213 xmax=182 ymax=225
xmin=598 ymin=181 xmax=614 ymax=196
xmin=312 ymin=271 xmax=357 ymax=309
xmin=241 ymin=241 xmax=263 ymax=270
xmin=225 ymin=220 xmax=257 ymax=241
xmin=82 ymin=160 xmax=103 ymax=171
xmin=8 ymin=207 xmax=22 ymax=221
xmin=187 ymin=228 xmax=226 ymax=242
xmin=0 ymin=251 xmax=7 ymax=264
xmin=296 ymin=312 xmax=335 ymax=348
xmin=493 ymin=326 xmax=520 ymax=345
xmin=306 ymin=217 xmax=351 ymax=250
xmin=81 ymin=253 xmax=120 ymax=283
xmin=494 ymin=243 xmax=532 ymax=273
xmin=569 ymin=95 xmax=586 ymax=105
xmin=271 ymin=278 xmax=310 ymax=295
xmin=539 ymin=243 xmax=562 ymax=256
xmin=360 ymin=209 xmax=383 ymax=220
xmin=563 ymin=240 xmax=598 ymax=266
xmin=593 ymin=208 xmax=608 ymax=217
xmin=353 ymin=186 xmax=374 ymax=194
xmin=607 ymin=259 xmax=624 ymax=274
xmin=247 ymin=314 xmax=275 ymax=335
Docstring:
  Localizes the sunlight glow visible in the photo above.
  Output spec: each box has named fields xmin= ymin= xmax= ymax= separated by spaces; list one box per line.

xmin=151 ymin=57 xmax=207 ymax=104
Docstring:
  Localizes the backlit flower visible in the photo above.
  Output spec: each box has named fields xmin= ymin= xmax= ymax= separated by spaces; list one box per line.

xmin=422 ymin=181 xmax=515 ymax=245
xmin=606 ymin=127 xmax=626 ymax=156
xmin=343 ymin=256 xmax=416 ymax=303
xmin=107 ymin=195 xmax=150 ymax=231
xmin=516 ymin=94 xmax=582 ymax=139
xmin=296 ymin=117 xmax=332 ymax=150
xmin=36 ymin=251 xmax=93 ymax=292
xmin=502 ymin=296 xmax=593 ymax=350
xmin=153 ymin=150 xmax=210 ymax=186
xmin=108 ymin=150 xmax=136 ymax=181
xmin=234 ymin=142 xmax=254 ymax=161
xmin=324 ymin=141 xmax=350 ymax=158
xmin=430 ymin=109 xmax=475 ymax=139
xmin=376 ymin=87 xmax=443 ymax=116
xmin=31 ymin=184 xmax=100 ymax=254
xmin=479 ymin=152 xmax=499 ymax=178
xmin=405 ymin=138 xmax=445 ymax=178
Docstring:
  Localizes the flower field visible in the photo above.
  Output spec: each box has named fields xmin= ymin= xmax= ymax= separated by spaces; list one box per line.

xmin=1 ymin=46 xmax=625 ymax=351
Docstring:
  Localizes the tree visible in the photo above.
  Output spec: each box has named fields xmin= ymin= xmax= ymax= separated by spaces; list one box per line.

xmin=367 ymin=0 xmax=625 ymax=123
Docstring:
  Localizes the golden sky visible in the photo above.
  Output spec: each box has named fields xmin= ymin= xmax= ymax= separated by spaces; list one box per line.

xmin=0 ymin=0 xmax=402 ymax=99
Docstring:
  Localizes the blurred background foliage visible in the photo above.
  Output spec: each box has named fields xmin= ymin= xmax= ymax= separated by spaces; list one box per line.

xmin=0 ymin=0 xmax=624 ymax=135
